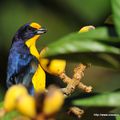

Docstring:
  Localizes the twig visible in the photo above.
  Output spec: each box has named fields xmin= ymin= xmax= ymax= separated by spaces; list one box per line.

xmin=67 ymin=106 xmax=84 ymax=118
xmin=59 ymin=64 xmax=92 ymax=96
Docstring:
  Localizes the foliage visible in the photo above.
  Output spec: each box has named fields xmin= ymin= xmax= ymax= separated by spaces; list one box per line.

xmin=43 ymin=27 xmax=120 ymax=68
xmin=73 ymin=92 xmax=120 ymax=107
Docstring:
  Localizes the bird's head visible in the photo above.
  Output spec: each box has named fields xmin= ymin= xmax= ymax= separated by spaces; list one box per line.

xmin=13 ymin=22 xmax=47 ymax=42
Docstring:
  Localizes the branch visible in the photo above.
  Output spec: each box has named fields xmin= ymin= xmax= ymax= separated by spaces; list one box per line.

xmin=59 ymin=64 xmax=92 ymax=95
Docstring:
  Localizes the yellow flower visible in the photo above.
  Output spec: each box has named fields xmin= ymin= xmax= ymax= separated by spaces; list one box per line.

xmin=4 ymin=84 xmax=28 ymax=112
xmin=43 ymin=86 xmax=64 ymax=115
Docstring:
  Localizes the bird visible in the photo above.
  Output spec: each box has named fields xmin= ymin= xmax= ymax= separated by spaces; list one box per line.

xmin=6 ymin=22 xmax=47 ymax=94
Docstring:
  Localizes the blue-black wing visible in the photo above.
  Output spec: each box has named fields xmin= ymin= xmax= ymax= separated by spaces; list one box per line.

xmin=6 ymin=48 xmax=38 ymax=89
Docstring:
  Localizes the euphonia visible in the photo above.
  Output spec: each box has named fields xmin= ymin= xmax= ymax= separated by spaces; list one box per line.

xmin=6 ymin=22 xmax=47 ymax=94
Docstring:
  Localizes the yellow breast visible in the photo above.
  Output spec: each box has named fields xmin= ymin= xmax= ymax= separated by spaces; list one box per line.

xmin=25 ymin=35 xmax=46 ymax=92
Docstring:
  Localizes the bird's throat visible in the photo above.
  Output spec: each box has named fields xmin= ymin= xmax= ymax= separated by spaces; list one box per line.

xmin=25 ymin=35 xmax=40 ymax=59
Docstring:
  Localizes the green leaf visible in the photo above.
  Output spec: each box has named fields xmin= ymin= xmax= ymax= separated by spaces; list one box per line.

xmin=43 ymin=27 xmax=120 ymax=68
xmin=73 ymin=92 xmax=120 ymax=107
xmin=0 ymin=102 xmax=20 ymax=120
xmin=111 ymin=0 xmax=120 ymax=36
xmin=1 ymin=111 xmax=20 ymax=120
xmin=116 ymin=116 xmax=120 ymax=120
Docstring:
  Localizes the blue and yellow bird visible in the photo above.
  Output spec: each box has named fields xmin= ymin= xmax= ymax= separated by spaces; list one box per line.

xmin=6 ymin=22 xmax=47 ymax=94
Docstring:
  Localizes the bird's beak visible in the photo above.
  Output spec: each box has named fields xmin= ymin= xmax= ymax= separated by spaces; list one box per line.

xmin=36 ymin=27 xmax=47 ymax=35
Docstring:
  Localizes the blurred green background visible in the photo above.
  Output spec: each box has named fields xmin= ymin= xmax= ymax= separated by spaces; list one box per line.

xmin=0 ymin=0 xmax=119 ymax=93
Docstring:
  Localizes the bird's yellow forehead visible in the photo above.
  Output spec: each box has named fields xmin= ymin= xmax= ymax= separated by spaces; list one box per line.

xmin=30 ymin=22 xmax=41 ymax=29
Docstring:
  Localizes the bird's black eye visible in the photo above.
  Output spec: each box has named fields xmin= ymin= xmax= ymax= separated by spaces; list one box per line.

xmin=27 ymin=26 xmax=33 ymax=31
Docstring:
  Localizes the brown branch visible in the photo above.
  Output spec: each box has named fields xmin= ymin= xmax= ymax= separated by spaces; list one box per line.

xmin=59 ymin=64 xmax=92 ymax=95
xmin=59 ymin=72 xmax=71 ymax=84
xmin=78 ymin=82 xmax=92 ymax=93
xmin=67 ymin=107 xmax=84 ymax=118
